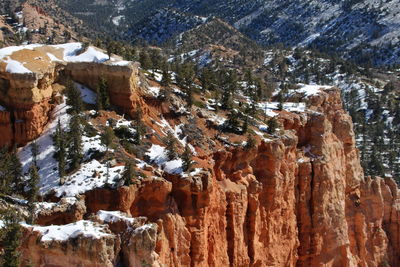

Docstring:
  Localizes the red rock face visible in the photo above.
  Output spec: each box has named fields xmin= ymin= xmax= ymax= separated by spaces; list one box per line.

xmin=0 ymin=101 xmax=54 ymax=147
xmin=78 ymin=88 xmax=399 ymax=267
xmin=0 ymin=111 xmax=13 ymax=147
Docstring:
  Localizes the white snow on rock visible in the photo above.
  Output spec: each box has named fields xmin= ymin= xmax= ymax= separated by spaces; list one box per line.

xmin=146 ymin=144 xmax=183 ymax=174
xmin=97 ymin=210 xmax=136 ymax=224
xmin=133 ymin=224 xmax=155 ymax=234
xmin=147 ymin=86 xmax=161 ymax=97
xmin=0 ymin=44 xmax=41 ymax=60
xmin=46 ymin=52 xmax=60 ymax=62
xmin=17 ymin=99 xmax=123 ymax=197
xmin=54 ymin=159 xmax=124 ymax=197
xmin=64 ymin=46 xmax=109 ymax=63
xmin=18 ymin=100 xmax=70 ymax=195
xmin=0 ymin=43 xmax=132 ymax=72
xmin=35 ymin=197 xmax=77 ymax=213
xmin=290 ymin=84 xmax=332 ymax=97
xmin=4 ymin=58 xmax=32 ymax=74
xmin=26 ymin=220 xmax=111 ymax=241
xmin=164 ymin=159 xmax=183 ymax=174
xmin=76 ymin=82 xmax=97 ymax=104
xmin=146 ymin=144 xmax=168 ymax=165
xmin=258 ymin=102 xmax=306 ymax=114
xmin=112 ymin=15 xmax=124 ymax=26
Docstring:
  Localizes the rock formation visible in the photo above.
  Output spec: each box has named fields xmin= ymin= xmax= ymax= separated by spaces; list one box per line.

xmin=1 ymin=44 xmax=398 ymax=266
xmin=0 ymin=44 xmax=141 ymax=147
xmin=21 ymin=87 xmax=398 ymax=266
xmin=127 ymin=88 xmax=397 ymax=266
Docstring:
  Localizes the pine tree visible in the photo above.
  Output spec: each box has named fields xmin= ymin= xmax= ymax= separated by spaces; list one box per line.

xmin=30 ymin=140 xmax=39 ymax=168
xmin=66 ymin=79 xmax=83 ymax=114
xmin=68 ymin=115 xmax=83 ymax=170
xmin=9 ymin=147 xmax=23 ymax=194
xmin=101 ymin=127 xmax=116 ymax=154
xmin=185 ymin=84 xmax=193 ymax=109
xmin=182 ymin=144 xmax=193 ymax=172
xmin=224 ymin=110 xmax=240 ymax=133
xmin=106 ymin=41 xmax=115 ymax=60
xmin=96 ymin=78 xmax=110 ymax=111
xmin=53 ymin=119 xmax=67 ymax=184
xmin=242 ymin=115 xmax=249 ymax=134
xmin=267 ymin=118 xmax=279 ymax=134
xmin=165 ymin=132 xmax=177 ymax=161
xmin=27 ymin=165 xmax=39 ymax=224
xmin=245 ymin=134 xmax=257 ymax=150
xmin=160 ymin=64 xmax=171 ymax=87
xmin=0 ymin=147 xmax=12 ymax=194
xmin=134 ymin=107 xmax=145 ymax=145
xmin=139 ymin=50 xmax=152 ymax=70
xmin=122 ymin=161 xmax=135 ymax=186
xmin=0 ymin=209 xmax=22 ymax=267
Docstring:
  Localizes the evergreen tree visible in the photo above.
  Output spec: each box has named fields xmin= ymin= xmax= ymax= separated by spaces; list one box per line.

xmin=53 ymin=119 xmax=67 ymax=184
xmin=9 ymin=147 xmax=23 ymax=194
xmin=182 ymin=144 xmax=193 ymax=172
xmin=96 ymin=78 xmax=110 ymax=111
xmin=0 ymin=147 xmax=12 ymax=194
xmin=134 ymin=107 xmax=145 ymax=145
xmin=244 ymin=69 xmax=254 ymax=96
xmin=160 ymin=64 xmax=172 ymax=87
xmin=0 ymin=209 xmax=22 ymax=267
xmin=68 ymin=115 xmax=83 ymax=170
xmin=368 ymin=146 xmax=385 ymax=177
xmin=122 ymin=161 xmax=135 ymax=186
xmin=242 ymin=115 xmax=249 ymax=134
xmin=30 ymin=140 xmax=39 ymax=168
xmin=101 ymin=127 xmax=116 ymax=154
xmin=66 ymin=79 xmax=83 ymax=114
xmin=106 ymin=41 xmax=115 ymax=59
xmin=224 ymin=110 xmax=240 ymax=133
xmin=185 ymin=84 xmax=194 ymax=109
xmin=165 ymin=132 xmax=177 ymax=161
xmin=199 ymin=67 xmax=216 ymax=92
xmin=139 ymin=50 xmax=152 ymax=70
xmin=27 ymin=165 xmax=39 ymax=224
xmin=267 ymin=118 xmax=279 ymax=134
xmin=245 ymin=134 xmax=257 ymax=150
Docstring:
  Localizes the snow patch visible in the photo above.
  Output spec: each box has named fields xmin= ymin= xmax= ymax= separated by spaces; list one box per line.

xmin=97 ymin=210 xmax=136 ymax=224
xmin=4 ymin=58 xmax=32 ymax=74
xmin=76 ymin=83 xmax=97 ymax=104
xmin=26 ymin=220 xmax=111 ymax=241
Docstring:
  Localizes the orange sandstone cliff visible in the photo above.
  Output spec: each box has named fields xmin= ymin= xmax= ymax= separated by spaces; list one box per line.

xmin=19 ymin=86 xmax=399 ymax=266
xmin=2 ymin=44 xmax=398 ymax=267
xmin=0 ymin=44 xmax=141 ymax=147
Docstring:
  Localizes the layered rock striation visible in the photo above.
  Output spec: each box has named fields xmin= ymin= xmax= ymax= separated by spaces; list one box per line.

xmin=0 ymin=43 xmax=141 ymax=147
xmin=2 ymin=44 xmax=398 ymax=266
xmin=24 ymin=87 xmax=398 ymax=266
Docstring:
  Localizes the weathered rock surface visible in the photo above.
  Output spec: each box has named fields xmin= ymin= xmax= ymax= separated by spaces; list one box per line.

xmin=1 ymin=44 xmax=398 ymax=266
xmin=71 ymin=87 xmax=399 ymax=266
xmin=0 ymin=44 xmax=142 ymax=146
xmin=20 ymin=224 xmax=117 ymax=267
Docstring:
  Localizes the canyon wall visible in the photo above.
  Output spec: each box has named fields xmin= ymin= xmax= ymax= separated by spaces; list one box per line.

xmin=30 ymin=87 xmax=397 ymax=266
xmin=2 ymin=45 xmax=398 ymax=266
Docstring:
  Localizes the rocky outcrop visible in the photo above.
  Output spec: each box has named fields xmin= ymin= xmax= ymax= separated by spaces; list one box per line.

xmin=0 ymin=44 xmax=142 ymax=146
xmin=20 ymin=224 xmax=118 ymax=267
xmin=65 ymin=62 xmax=141 ymax=114
xmin=36 ymin=197 xmax=86 ymax=226
xmin=73 ymin=87 xmax=399 ymax=266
